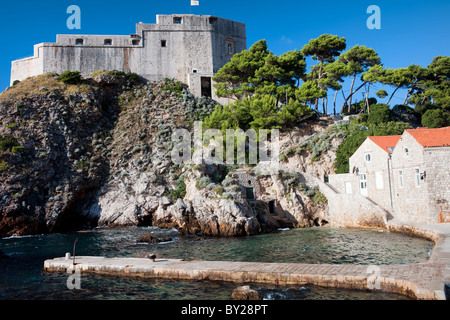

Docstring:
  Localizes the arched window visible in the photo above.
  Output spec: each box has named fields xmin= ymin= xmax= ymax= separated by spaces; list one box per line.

xmin=226 ymin=38 xmax=235 ymax=55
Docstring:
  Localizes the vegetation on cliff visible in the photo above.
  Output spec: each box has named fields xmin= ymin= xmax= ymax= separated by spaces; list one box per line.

xmin=211 ymin=35 xmax=449 ymax=174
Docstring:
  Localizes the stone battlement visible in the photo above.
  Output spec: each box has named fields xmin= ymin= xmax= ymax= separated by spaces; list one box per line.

xmin=11 ymin=14 xmax=247 ymax=103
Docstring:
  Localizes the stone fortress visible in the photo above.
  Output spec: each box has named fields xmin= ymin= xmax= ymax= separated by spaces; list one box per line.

xmin=10 ymin=14 xmax=247 ymax=103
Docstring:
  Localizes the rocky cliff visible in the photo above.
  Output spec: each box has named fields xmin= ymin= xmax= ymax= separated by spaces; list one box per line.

xmin=0 ymin=73 xmax=334 ymax=237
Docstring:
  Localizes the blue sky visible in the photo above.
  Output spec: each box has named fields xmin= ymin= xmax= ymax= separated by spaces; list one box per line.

xmin=1 ymin=0 xmax=449 ymax=108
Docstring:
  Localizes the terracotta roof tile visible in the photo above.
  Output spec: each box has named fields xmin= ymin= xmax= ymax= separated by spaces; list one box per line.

xmin=406 ymin=126 xmax=450 ymax=148
xmin=368 ymin=135 xmax=402 ymax=153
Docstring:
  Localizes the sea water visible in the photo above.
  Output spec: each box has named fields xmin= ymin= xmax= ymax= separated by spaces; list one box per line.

xmin=0 ymin=226 xmax=433 ymax=300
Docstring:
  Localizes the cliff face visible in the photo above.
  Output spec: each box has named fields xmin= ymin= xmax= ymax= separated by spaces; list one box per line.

xmin=0 ymin=74 xmax=332 ymax=237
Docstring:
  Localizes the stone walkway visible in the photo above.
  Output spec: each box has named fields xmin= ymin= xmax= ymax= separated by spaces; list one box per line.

xmin=44 ymin=221 xmax=450 ymax=300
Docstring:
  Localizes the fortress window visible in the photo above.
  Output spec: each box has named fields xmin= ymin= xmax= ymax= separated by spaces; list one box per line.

xmin=226 ymin=38 xmax=235 ymax=55
xmin=104 ymin=39 xmax=112 ymax=46
xmin=227 ymin=43 xmax=234 ymax=54
xmin=173 ymin=17 xmax=182 ymax=24
xmin=161 ymin=40 xmax=167 ymax=47
xmin=209 ymin=17 xmax=217 ymax=24
xmin=75 ymin=39 xmax=83 ymax=45
xmin=132 ymin=39 xmax=140 ymax=46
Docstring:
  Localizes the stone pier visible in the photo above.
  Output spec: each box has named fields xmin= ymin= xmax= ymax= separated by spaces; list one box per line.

xmin=44 ymin=221 xmax=450 ymax=300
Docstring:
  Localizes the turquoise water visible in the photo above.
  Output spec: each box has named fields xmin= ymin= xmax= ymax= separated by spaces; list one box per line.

xmin=0 ymin=226 xmax=433 ymax=300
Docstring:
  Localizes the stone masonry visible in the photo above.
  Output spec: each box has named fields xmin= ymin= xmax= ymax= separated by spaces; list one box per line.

xmin=10 ymin=14 xmax=247 ymax=103
xmin=391 ymin=131 xmax=450 ymax=224
xmin=328 ymin=127 xmax=450 ymax=225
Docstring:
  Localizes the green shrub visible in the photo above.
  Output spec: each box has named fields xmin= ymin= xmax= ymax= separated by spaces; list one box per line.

xmin=312 ymin=189 xmax=327 ymax=204
xmin=11 ymin=146 xmax=24 ymax=153
xmin=367 ymin=104 xmax=392 ymax=125
xmin=421 ymin=109 xmax=450 ymax=128
xmin=126 ymin=72 xmax=141 ymax=82
xmin=212 ymin=186 xmax=225 ymax=196
xmin=76 ymin=160 xmax=89 ymax=169
xmin=171 ymin=178 xmax=187 ymax=199
xmin=6 ymin=123 xmax=17 ymax=129
xmin=0 ymin=160 xmax=7 ymax=171
xmin=0 ymin=136 xmax=18 ymax=152
xmin=196 ymin=176 xmax=212 ymax=189
xmin=163 ymin=78 xmax=187 ymax=95
xmin=59 ymin=70 xmax=82 ymax=84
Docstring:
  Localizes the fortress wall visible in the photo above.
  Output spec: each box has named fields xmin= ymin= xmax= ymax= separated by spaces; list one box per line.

xmin=211 ymin=18 xmax=247 ymax=73
xmin=10 ymin=15 xmax=247 ymax=102
xmin=10 ymin=44 xmax=45 ymax=85
xmin=56 ymin=34 xmax=136 ymax=47
xmin=41 ymin=45 xmax=138 ymax=77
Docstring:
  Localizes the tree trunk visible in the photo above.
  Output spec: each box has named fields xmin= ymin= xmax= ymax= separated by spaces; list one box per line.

xmin=333 ymin=90 xmax=338 ymax=115
xmin=403 ymin=88 xmax=413 ymax=105
xmin=387 ymin=87 xmax=400 ymax=105
xmin=340 ymin=82 xmax=366 ymax=115
xmin=348 ymin=73 xmax=357 ymax=114
xmin=365 ymin=83 xmax=370 ymax=114
xmin=339 ymin=90 xmax=347 ymax=114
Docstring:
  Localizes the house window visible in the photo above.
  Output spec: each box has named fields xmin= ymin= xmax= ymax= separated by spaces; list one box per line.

xmin=75 ymin=38 xmax=84 ymax=45
xmin=375 ymin=171 xmax=383 ymax=189
xmin=415 ymin=169 xmax=421 ymax=187
xmin=365 ymin=153 xmax=372 ymax=162
xmin=161 ymin=40 xmax=167 ymax=47
xmin=173 ymin=17 xmax=182 ymax=24
xmin=398 ymin=170 xmax=403 ymax=188
xmin=345 ymin=182 xmax=352 ymax=194
xmin=104 ymin=39 xmax=112 ymax=46
xmin=405 ymin=148 xmax=409 ymax=157
xmin=359 ymin=174 xmax=368 ymax=196
xmin=246 ymin=188 xmax=255 ymax=200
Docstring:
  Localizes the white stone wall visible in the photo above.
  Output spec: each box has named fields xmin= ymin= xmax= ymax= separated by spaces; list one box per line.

xmin=321 ymin=131 xmax=450 ymax=225
xmin=10 ymin=44 xmax=45 ymax=84
xmin=304 ymin=173 xmax=388 ymax=228
xmin=10 ymin=14 xmax=247 ymax=103
xmin=391 ymin=132 xmax=432 ymax=223
xmin=424 ymin=147 xmax=450 ymax=222
xmin=329 ymin=138 xmax=394 ymax=211
xmin=327 ymin=173 xmax=355 ymax=194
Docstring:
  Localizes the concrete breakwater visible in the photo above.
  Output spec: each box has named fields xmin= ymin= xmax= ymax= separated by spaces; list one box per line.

xmin=44 ymin=221 xmax=450 ymax=300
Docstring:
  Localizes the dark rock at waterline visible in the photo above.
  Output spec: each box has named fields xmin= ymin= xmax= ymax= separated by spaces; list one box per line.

xmin=231 ymin=286 xmax=262 ymax=300
xmin=0 ymin=249 xmax=9 ymax=259
xmin=137 ymin=235 xmax=172 ymax=244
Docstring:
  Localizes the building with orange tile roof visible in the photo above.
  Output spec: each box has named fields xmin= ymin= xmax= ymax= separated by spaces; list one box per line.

xmin=327 ymin=126 xmax=450 ymax=224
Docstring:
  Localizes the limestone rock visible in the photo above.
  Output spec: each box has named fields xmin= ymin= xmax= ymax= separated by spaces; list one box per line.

xmin=231 ymin=286 xmax=262 ymax=300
